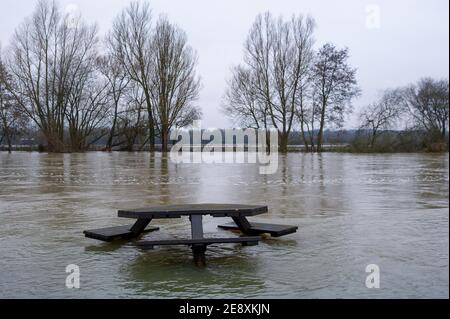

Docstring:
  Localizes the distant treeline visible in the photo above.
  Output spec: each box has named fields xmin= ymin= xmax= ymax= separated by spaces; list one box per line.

xmin=0 ymin=0 xmax=200 ymax=153
xmin=2 ymin=127 xmax=448 ymax=153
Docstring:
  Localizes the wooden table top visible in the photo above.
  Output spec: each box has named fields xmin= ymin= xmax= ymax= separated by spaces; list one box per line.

xmin=118 ymin=203 xmax=268 ymax=219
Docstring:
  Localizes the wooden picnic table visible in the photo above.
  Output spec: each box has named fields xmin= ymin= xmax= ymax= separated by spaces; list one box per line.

xmin=84 ymin=203 xmax=297 ymax=265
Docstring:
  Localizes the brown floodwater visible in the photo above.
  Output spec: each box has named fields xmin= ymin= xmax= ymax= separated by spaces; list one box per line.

xmin=0 ymin=152 xmax=448 ymax=298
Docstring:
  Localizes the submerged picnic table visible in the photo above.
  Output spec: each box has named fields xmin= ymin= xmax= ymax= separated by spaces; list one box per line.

xmin=84 ymin=204 xmax=298 ymax=265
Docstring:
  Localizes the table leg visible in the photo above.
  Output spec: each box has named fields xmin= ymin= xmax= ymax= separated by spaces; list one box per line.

xmin=129 ymin=218 xmax=152 ymax=236
xmin=190 ymin=215 xmax=206 ymax=266
xmin=192 ymin=244 xmax=206 ymax=267
xmin=231 ymin=216 xmax=253 ymax=234
xmin=190 ymin=215 xmax=204 ymax=239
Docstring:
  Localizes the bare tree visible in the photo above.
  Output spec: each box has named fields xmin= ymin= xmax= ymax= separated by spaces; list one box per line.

xmin=116 ymin=82 xmax=146 ymax=151
xmin=358 ymin=89 xmax=405 ymax=148
xmin=311 ymin=43 xmax=360 ymax=152
xmin=149 ymin=17 xmax=201 ymax=152
xmin=97 ymin=55 xmax=130 ymax=151
xmin=225 ymin=12 xmax=315 ymax=152
xmin=6 ymin=0 xmax=99 ymax=152
xmin=108 ymin=2 xmax=157 ymax=151
xmin=403 ymin=78 xmax=449 ymax=140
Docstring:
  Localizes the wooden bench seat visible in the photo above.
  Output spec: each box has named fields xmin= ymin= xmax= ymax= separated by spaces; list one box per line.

xmin=136 ymin=236 xmax=260 ymax=250
xmin=218 ymin=222 xmax=298 ymax=237
xmin=84 ymin=224 xmax=160 ymax=242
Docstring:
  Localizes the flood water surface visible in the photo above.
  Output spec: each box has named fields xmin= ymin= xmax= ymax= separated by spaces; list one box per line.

xmin=0 ymin=152 xmax=448 ymax=298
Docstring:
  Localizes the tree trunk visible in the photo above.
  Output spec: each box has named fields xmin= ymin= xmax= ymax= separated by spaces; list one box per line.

xmin=309 ymin=122 xmax=315 ymax=152
xmin=263 ymin=114 xmax=270 ymax=152
xmin=144 ymin=94 xmax=155 ymax=152
xmin=5 ymin=128 xmax=12 ymax=153
xmin=1 ymin=117 xmax=12 ymax=153
xmin=106 ymin=105 xmax=118 ymax=151
xmin=317 ymin=103 xmax=326 ymax=152
xmin=46 ymin=132 xmax=65 ymax=153
xmin=300 ymin=115 xmax=309 ymax=152
xmin=148 ymin=117 xmax=155 ymax=151
xmin=279 ymin=131 xmax=289 ymax=153
xmin=370 ymin=127 xmax=377 ymax=149
xmin=161 ymin=125 xmax=169 ymax=153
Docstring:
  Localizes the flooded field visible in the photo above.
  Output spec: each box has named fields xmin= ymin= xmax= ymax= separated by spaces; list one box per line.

xmin=0 ymin=152 xmax=448 ymax=298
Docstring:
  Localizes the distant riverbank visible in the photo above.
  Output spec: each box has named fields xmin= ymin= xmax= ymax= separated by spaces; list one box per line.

xmin=1 ymin=143 xmax=448 ymax=153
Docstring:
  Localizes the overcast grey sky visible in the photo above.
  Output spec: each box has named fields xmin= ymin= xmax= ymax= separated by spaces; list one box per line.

xmin=0 ymin=0 xmax=448 ymax=128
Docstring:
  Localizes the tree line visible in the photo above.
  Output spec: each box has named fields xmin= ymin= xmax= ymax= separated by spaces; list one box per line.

xmin=223 ymin=12 xmax=448 ymax=153
xmin=355 ymin=78 xmax=449 ymax=152
xmin=0 ymin=0 xmax=200 ymax=153
xmin=0 ymin=1 xmax=448 ymax=153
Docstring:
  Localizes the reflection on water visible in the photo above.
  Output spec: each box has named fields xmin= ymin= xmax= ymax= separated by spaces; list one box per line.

xmin=124 ymin=247 xmax=265 ymax=298
xmin=0 ymin=152 xmax=448 ymax=298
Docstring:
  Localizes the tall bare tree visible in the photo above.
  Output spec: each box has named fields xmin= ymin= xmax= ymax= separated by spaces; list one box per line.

xmin=225 ymin=12 xmax=315 ymax=152
xmin=108 ymin=2 xmax=157 ymax=151
xmin=149 ymin=17 xmax=201 ymax=152
xmin=310 ymin=43 xmax=360 ymax=152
